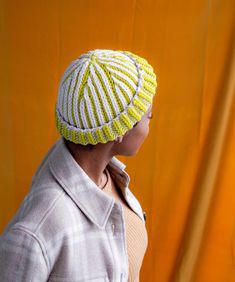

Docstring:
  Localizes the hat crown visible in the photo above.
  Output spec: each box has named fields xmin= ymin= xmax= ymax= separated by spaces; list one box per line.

xmin=55 ymin=49 xmax=157 ymax=145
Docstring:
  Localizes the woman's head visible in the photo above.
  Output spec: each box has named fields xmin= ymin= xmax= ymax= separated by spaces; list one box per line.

xmin=56 ymin=49 xmax=157 ymax=154
xmin=111 ymin=104 xmax=153 ymax=156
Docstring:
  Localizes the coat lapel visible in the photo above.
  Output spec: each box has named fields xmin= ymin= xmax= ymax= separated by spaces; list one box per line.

xmin=49 ymin=138 xmax=144 ymax=227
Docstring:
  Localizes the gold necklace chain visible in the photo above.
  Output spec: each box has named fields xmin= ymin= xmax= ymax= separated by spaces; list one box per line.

xmin=100 ymin=169 xmax=108 ymax=189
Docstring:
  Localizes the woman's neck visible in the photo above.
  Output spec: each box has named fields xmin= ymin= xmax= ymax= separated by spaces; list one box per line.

xmin=63 ymin=138 xmax=114 ymax=187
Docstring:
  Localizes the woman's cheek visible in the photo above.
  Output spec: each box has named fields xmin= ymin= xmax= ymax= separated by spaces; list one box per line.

xmin=139 ymin=124 xmax=149 ymax=141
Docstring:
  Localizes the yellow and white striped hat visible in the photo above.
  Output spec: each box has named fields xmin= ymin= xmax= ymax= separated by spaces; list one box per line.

xmin=55 ymin=49 xmax=157 ymax=145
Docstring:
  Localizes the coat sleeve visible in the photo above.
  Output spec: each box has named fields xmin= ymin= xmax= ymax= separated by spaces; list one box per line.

xmin=0 ymin=227 xmax=49 ymax=281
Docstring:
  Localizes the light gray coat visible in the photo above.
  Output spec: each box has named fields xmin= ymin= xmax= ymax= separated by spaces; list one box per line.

xmin=0 ymin=137 xmax=147 ymax=282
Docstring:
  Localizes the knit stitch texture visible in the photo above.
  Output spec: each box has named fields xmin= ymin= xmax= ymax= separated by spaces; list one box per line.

xmin=55 ymin=49 xmax=157 ymax=145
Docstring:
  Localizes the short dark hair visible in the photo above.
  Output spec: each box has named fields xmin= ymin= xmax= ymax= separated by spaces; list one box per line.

xmin=63 ymin=137 xmax=95 ymax=151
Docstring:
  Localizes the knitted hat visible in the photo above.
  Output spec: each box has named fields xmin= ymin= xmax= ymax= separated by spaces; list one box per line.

xmin=55 ymin=49 xmax=157 ymax=145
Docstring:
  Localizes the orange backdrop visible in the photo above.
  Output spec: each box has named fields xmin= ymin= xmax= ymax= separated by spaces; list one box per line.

xmin=1 ymin=0 xmax=235 ymax=281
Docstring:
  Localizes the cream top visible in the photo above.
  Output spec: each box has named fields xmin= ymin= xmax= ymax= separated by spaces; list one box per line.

xmin=101 ymin=167 xmax=148 ymax=281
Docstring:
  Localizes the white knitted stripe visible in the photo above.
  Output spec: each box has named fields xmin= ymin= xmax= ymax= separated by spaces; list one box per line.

xmin=94 ymin=62 xmax=120 ymax=116
xmin=99 ymin=49 xmax=118 ymax=55
xmin=114 ymin=85 xmax=129 ymax=110
xmin=83 ymin=100 xmax=94 ymax=130
xmin=99 ymin=58 xmax=136 ymax=72
xmin=96 ymin=50 xmax=116 ymax=56
xmin=80 ymin=98 xmax=89 ymax=129
xmin=107 ymin=87 xmax=123 ymax=114
xmin=60 ymin=58 xmax=86 ymax=87
xmin=90 ymin=64 xmax=113 ymax=120
xmin=107 ymin=65 xmax=138 ymax=92
xmin=105 ymin=61 xmax=138 ymax=81
xmin=114 ymin=53 xmax=134 ymax=63
xmin=79 ymin=52 xmax=90 ymax=58
xmin=62 ymin=77 xmax=73 ymax=121
xmin=83 ymin=88 xmax=98 ymax=128
xmin=73 ymin=61 xmax=90 ymax=128
xmin=67 ymin=65 xmax=83 ymax=126
xmin=60 ymin=85 xmax=66 ymax=116
xmin=59 ymin=60 xmax=79 ymax=87
xmin=60 ymin=65 xmax=79 ymax=121
xmin=95 ymin=60 xmax=129 ymax=112
xmin=109 ymin=68 xmax=136 ymax=91
xmin=87 ymin=77 xmax=106 ymax=126
xmin=58 ymin=82 xmax=66 ymax=115
xmin=112 ymin=76 xmax=133 ymax=101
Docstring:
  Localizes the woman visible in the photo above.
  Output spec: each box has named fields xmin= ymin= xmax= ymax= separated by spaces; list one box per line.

xmin=0 ymin=49 xmax=157 ymax=281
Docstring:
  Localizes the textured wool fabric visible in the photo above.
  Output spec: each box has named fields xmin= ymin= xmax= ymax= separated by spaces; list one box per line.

xmin=101 ymin=168 xmax=148 ymax=282
xmin=55 ymin=49 xmax=157 ymax=145
xmin=0 ymin=137 xmax=146 ymax=282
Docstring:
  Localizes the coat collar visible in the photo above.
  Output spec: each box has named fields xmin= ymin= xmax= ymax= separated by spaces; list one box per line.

xmin=48 ymin=138 xmax=134 ymax=229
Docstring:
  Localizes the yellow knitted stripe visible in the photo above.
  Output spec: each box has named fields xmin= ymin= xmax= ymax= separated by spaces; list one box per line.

xmin=57 ymin=119 xmax=62 ymax=134
xmin=56 ymin=115 xmax=70 ymax=142
xmin=101 ymin=58 xmax=137 ymax=76
xmin=114 ymin=60 xmax=137 ymax=75
xmin=61 ymin=65 xmax=79 ymax=87
xmin=140 ymin=64 xmax=156 ymax=78
xmin=87 ymin=86 xmax=101 ymax=126
xmin=143 ymin=72 xmax=156 ymax=84
xmin=120 ymin=113 xmax=132 ymax=129
xmin=99 ymin=63 xmax=124 ymax=113
xmin=125 ymin=52 xmax=148 ymax=66
xmin=70 ymin=129 xmax=76 ymax=143
xmin=65 ymin=90 xmax=69 ymax=124
xmin=143 ymin=72 xmax=157 ymax=86
xmin=93 ymin=64 xmax=116 ymax=118
xmin=138 ymin=90 xmax=153 ymax=103
xmin=90 ymin=75 xmax=109 ymax=123
xmin=127 ymin=53 xmax=157 ymax=86
xmin=115 ymin=83 xmax=132 ymax=104
xmin=103 ymin=124 xmax=114 ymax=140
xmin=112 ymin=72 xmax=135 ymax=94
xmin=113 ymin=54 xmax=127 ymax=61
xmin=142 ymin=73 xmax=157 ymax=91
xmin=66 ymin=127 xmax=71 ymax=141
xmin=66 ymin=70 xmax=78 ymax=125
xmin=84 ymin=97 xmax=92 ymax=128
xmin=112 ymin=119 xmax=126 ymax=136
xmin=62 ymin=123 xmax=68 ymax=140
xmin=143 ymin=80 xmax=156 ymax=94
xmin=70 ymin=73 xmax=79 ymax=127
xmin=85 ymin=131 xmax=95 ymax=144
xmin=61 ymin=87 xmax=65 ymax=116
xmin=78 ymin=131 xmax=85 ymax=144
xmin=55 ymin=109 xmax=60 ymax=130
xmin=127 ymin=107 xmax=142 ymax=121
xmin=76 ymin=64 xmax=91 ymax=128
xmin=94 ymin=128 xmax=106 ymax=143
xmin=133 ymin=97 xmax=149 ymax=113
xmin=107 ymin=65 xmax=138 ymax=86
